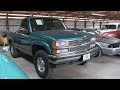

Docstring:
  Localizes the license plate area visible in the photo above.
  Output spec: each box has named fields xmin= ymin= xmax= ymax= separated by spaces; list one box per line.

xmin=83 ymin=53 xmax=90 ymax=61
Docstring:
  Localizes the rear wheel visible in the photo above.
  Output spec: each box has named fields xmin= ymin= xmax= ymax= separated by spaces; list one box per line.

xmin=34 ymin=50 xmax=53 ymax=79
xmin=10 ymin=42 xmax=20 ymax=58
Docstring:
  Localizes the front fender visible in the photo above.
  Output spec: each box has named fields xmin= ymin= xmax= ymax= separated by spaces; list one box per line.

xmin=102 ymin=33 xmax=117 ymax=38
xmin=33 ymin=41 xmax=51 ymax=54
xmin=107 ymin=34 xmax=117 ymax=38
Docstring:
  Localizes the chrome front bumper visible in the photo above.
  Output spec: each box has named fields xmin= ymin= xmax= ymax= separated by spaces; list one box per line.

xmin=48 ymin=46 xmax=99 ymax=64
xmin=102 ymin=47 xmax=120 ymax=55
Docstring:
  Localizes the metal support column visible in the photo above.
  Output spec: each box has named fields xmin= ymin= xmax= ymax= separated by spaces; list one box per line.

xmin=93 ymin=21 xmax=95 ymax=28
xmin=6 ymin=11 xmax=9 ymax=31
xmin=100 ymin=21 xmax=102 ymax=29
xmin=74 ymin=19 xmax=77 ymax=28
xmin=84 ymin=20 xmax=86 ymax=28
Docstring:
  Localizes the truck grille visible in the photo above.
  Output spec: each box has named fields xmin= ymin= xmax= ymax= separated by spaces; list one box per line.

xmin=70 ymin=45 xmax=90 ymax=52
xmin=69 ymin=38 xmax=90 ymax=46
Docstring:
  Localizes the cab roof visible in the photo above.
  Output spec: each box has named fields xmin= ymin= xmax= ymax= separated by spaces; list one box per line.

xmin=103 ymin=22 xmax=120 ymax=26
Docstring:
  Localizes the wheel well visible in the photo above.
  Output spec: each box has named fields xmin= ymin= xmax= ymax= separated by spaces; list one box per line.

xmin=8 ymin=39 xmax=12 ymax=44
xmin=95 ymin=43 xmax=103 ymax=53
xmin=32 ymin=45 xmax=47 ymax=56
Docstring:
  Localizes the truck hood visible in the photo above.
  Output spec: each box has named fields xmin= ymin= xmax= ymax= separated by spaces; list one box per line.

xmin=96 ymin=35 xmax=120 ymax=44
xmin=31 ymin=30 xmax=94 ymax=40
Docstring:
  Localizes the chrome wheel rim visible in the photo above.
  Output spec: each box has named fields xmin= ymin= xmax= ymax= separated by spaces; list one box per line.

xmin=37 ymin=57 xmax=45 ymax=73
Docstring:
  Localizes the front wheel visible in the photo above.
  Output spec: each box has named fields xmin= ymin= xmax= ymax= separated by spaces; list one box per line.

xmin=78 ymin=60 xmax=89 ymax=65
xmin=34 ymin=50 xmax=53 ymax=79
xmin=94 ymin=45 xmax=102 ymax=57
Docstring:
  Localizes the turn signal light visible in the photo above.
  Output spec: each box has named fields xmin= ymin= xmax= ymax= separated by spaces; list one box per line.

xmin=52 ymin=49 xmax=57 ymax=54
xmin=52 ymin=41 xmax=56 ymax=47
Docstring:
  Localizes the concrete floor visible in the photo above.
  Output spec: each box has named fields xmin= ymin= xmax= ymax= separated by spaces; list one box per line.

xmin=5 ymin=50 xmax=120 ymax=79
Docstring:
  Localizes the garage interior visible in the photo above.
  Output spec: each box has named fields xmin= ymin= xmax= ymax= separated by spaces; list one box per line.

xmin=1 ymin=11 xmax=120 ymax=79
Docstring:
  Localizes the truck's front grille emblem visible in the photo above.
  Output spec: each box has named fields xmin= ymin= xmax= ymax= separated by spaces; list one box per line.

xmin=69 ymin=38 xmax=90 ymax=46
xmin=70 ymin=45 xmax=90 ymax=52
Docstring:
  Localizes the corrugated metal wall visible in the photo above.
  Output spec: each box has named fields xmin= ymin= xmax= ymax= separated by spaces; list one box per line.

xmin=0 ymin=19 xmax=108 ymax=32
xmin=0 ymin=19 xmax=6 ymax=32
xmin=9 ymin=19 xmax=21 ymax=32
xmin=76 ymin=21 xmax=84 ymax=28
xmin=64 ymin=21 xmax=74 ymax=28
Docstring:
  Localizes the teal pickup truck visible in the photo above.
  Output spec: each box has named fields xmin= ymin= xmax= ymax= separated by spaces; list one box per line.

xmin=7 ymin=17 xmax=99 ymax=79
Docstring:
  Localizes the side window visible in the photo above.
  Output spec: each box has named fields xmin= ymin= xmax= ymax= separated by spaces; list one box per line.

xmin=118 ymin=24 xmax=120 ymax=29
xmin=19 ymin=20 xmax=29 ymax=34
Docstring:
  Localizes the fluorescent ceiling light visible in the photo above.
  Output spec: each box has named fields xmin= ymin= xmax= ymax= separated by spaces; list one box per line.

xmin=8 ymin=14 xmax=30 ymax=16
xmin=92 ymin=13 xmax=105 ymax=16
xmin=79 ymin=18 xmax=88 ymax=19
xmin=0 ymin=13 xmax=6 ymax=15
xmin=78 ymin=19 xmax=86 ymax=21
xmin=63 ymin=19 xmax=76 ymax=21
xmin=33 ymin=15 xmax=49 ymax=17
xmin=8 ymin=17 xmax=26 ymax=19
xmin=52 ymin=16 xmax=64 ymax=18
xmin=0 ymin=16 xmax=6 ymax=18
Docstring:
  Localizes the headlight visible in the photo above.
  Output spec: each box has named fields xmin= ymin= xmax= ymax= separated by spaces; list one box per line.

xmin=57 ymin=49 xmax=69 ymax=54
xmin=56 ymin=41 xmax=69 ymax=46
xmin=91 ymin=37 xmax=96 ymax=42
xmin=90 ymin=44 xmax=96 ymax=48
xmin=52 ymin=41 xmax=69 ymax=47
xmin=52 ymin=49 xmax=69 ymax=54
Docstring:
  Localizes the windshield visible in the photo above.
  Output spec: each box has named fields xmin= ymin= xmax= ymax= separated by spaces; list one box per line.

xmin=101 ymin=25 xmax=116 ymax=30
xmin=30 ymin=18 xmax=65 ymax=31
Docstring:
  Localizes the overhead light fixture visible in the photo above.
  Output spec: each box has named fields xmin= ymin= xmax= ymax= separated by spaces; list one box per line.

xmin=8 ymin=14 xmax=30 ymax=16
xmin=92 ymin=13 xmax=105 ymax=16
xmin=0 ymin=13 xmax=7 ymax=15
xmin=33 ymin=15 xmax=49 ymax=17
xmin=8 ymin=17 xmax=26 ymax=19
xmin=0 ymin=16 xmax=6 ymax=18
xmin=79 ymin=18 xmax=88 ymax=19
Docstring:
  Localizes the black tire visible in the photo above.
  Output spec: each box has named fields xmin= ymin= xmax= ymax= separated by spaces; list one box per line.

xmin=78 ymin=60 xmax=88 ymax=65
xmin=78 ymin=56 xmax=89 ymax=65
xmin=10 ymin=42 xmax=20 ymax=58
xmin=94 ymin=45 xmax=102 ymax=57
xmin=34 ymin=50 xmax=53 ymax=79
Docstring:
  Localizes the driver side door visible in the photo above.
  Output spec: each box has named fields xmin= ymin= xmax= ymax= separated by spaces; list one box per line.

xmin=16 ymin=19 xmax=32 ymax=55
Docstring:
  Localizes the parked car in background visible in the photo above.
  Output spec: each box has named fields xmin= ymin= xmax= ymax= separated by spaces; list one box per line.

xmin=7 ymin=17 xmax=99 ymax=79
xmin=0 ymin=46 xmax=29 ymax=79
xmin=73 ymin=28 xmax=120 ymax=56
xmin=100 ymin=23 xmax=120 ymax=38
xmin=0 ymin=31 xmax=9 ymax=46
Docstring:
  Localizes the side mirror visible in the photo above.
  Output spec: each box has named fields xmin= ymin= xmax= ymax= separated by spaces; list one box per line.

xmin=23 ymin=30 xmax=29 ymax=34
xmin=2 ymin=46 xmax=10 ymax=52
xmin=19 ymin=27 xmax=29 ymax=34
xmin=19 ymin=27 xmax=26 ymax=31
